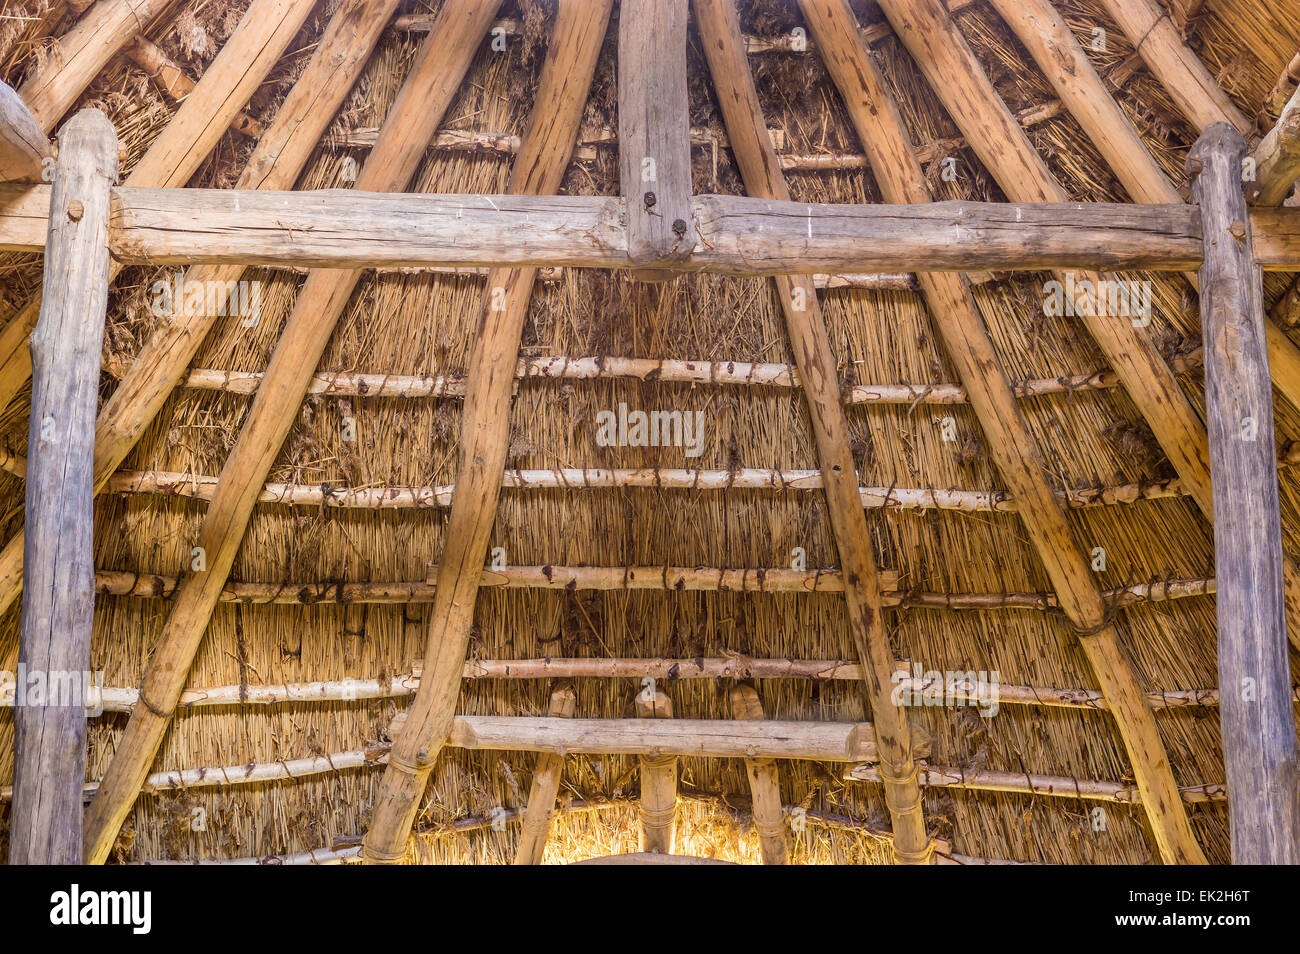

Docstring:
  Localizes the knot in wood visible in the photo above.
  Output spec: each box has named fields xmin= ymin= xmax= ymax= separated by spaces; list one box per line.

xmin=672 ymin=218 xmax=687 ymax=238
xmin=66 ymin=200 xmax=84 ymax=222
xmin=642 ymin=191 xmax=656 ymax=209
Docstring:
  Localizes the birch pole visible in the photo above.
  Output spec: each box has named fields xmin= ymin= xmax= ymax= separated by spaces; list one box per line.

xmin=362 ymin=0 xmax=614 ymax=865
xmin=81 ymin=0 xmax=500 ymax=866
xmin=9 ymin=109 xmax=116 ymax=865
xmin=1188 ymin=124 xmax=1300 ymax=864
xmin=694 ymin=0 xmax=932 ymax=864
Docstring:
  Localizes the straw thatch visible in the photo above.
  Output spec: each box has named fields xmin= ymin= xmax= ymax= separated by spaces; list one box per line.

xmin=1 ymin=0 xmax=1298 ymax=865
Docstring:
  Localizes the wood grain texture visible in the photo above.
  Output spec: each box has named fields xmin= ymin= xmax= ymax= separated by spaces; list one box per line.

xmin=80 ymin=0 xmax=497 ymax=866
xmin=363 ymin=0 xmax=614 ymax=865
xmin=618 ymin=0 xmax=692 ymax=277
xmin=0 ymin=81 xmax=51 ymax=182
xmin=512 ymin=684 xmax=576 ymax=865
xmin=694 ymin=0 xmax=932 ymax=864
xmin=9 ymin=109 xmax=117 ymax=865
xmin=1249 ymin=82 xmax=1300 ymax=206
xmin=635 ymin=689 xmax=677 ymax=853
xmin=1189 ymin=123 xmax=1300 ymax=865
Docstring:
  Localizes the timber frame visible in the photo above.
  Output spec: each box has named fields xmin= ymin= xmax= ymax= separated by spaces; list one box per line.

xmin=1 ymin=0 xmax=1299 ymax=867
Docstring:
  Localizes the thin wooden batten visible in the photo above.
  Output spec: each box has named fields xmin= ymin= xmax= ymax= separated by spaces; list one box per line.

xmin=81 ymin=0 xmax=500 ymax=866
xmin=1188 ymin=125 xmax=1300 ymax=864
xmin=801 ymin=0 xmax=1206 ymax=866
xmin=694 ymin=0 xmax=932 ymax=864
xmin=0 ymin=0 xmax=398 ymax=637
xmin=9 ymin=109 xmax=117 ymax=865
xmin=362 ymin=0 xmax=613 ymax=865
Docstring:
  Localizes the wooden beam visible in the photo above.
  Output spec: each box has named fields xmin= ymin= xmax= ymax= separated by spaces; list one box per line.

xmin=122 ymin=36 xmax=264 ymax=139
xmin=1188 ymin=124 xmax=1300 ymax=865
xmin=618 ymin=0 xmax=691 ymax=278
xmin=802 ymin=0 xmax=1207 ymax=867
xmin=1249 ymin=82 xmax=1300 ymax=206
xmin=635 ymin=686 xmax=677 ymax=853
xmin=730 ymin=685 xmax=788 ymax=864
xmin=17 ymin=0 xmax=178 ymax=131
xmin=80 ymin=0 xmax=501 ymax=867
xmin=0 ymin=81 xmax=51 ymax=182
xmin=8 ymin=184 xmax=1300 ymax=271
xmin=363 ymin=0 xmax=614 ymax=866
xmin=694 ymin=0 xmax=932 ymax=865
xmin=0 ymin=0 xmax=319 ymax=416
xmin=1094 ymin=0 xmax=1253 ymax=137
xmin=0 ymin=0 xmax=398 ymax=625
xmin=8 ymin=109 xmax=117 ymax=865
xmin=512 ymin=684 xmax=576 ymax=865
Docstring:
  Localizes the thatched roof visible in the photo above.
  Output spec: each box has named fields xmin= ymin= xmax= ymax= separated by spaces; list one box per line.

xmin=1 ymin=0 xmax=1298 ymax=865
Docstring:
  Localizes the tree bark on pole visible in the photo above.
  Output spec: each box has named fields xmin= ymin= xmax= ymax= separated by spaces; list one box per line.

xmin=9 ymin=108 xmax=117 ymax=865
xmin=1188 ymin=123 xmax=1300 ymax=865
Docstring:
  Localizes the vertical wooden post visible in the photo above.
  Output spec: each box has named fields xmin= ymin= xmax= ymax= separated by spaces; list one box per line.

xmin=635 ymin=685 xmax=676 ymax=853
xmin=513 ymin=683 xmax=576 ymax=865
xmin=9 ymin=108 xmax=116 ymax=865
xmin=730 ymin=685 xmax=788 ymax=865
xmin=617 ymin=0 xmax=692 ymax=279
xmin=1189 ymin=123 xmax=1300 ymax=865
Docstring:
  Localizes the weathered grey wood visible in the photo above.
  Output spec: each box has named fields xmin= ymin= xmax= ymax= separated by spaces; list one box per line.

xmin=617 ymin=0 xmax=692 ymax=278
xmin=6 ymin=185 xmax=1300 ymax=271
xmin=1248 ymin=81 xmax=1300 ymax=206
xmin=512 ymin=684 xmax=575 ymax=865
xmin=10 ymin=109 xmax=117 ymax=865
xmin=1189 ymin=122 xmax=1300 ymax=866
xmin=0 ymin=81 xmax=51 ymax=182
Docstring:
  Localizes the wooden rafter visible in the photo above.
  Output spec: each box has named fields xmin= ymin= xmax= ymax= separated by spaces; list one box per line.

xmin=512 ymin=684 xmax=575 ymax=865
xmin=800 ymin=0 xmax=1206 ymax=866
xmin=1188 ymin=124 xmax=1300 ymax=865
xmin=694 ymin=0 xmax=932 ymax=865
xmin=731 ymin=685 xmax=789 ymax=865
xmin=0 ymin=81 xmax=50 ymax=182
xmin=361 ymin=0 xmax=613 ymax=866
xmin=80 ymin=0 xmax=502 ymax=866
xmin=635 ymin=687 xmax=677 ymax=853
xmin=1250 ymin=81 xmax=1300 ymax=207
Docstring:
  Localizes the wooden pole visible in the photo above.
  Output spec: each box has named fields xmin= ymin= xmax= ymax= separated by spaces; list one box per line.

xmin=362 ymin=0 xmax=613 ymax=865
xmin=730 ymin=685 xmax=788 ymax=864
xmin=9 ymin=109 xmax=117 ymax=865
xmin=801 ymin=0 xmax=1207 ymax=866
xmin=1188 ymin=124 xmax=1300 ymax=865
xmin=1249 ymin=82 xmax=1300 ymax=207
xmin=635 ymin=685 xmax=677 ymax=854
xmin=1094 ymin=0 xmax=1253 ymax=137
xmin=618 ymin=0 xmax=692 ymax=279
xmin=694 ymin=0 xmax=932 ymax=865
xmin=513 ymin=684 xmax=576 ymax=865
xmin=0 ymin=0 xmax=397 ymax=625
xmin=81 ymin=0 xmax=501 ymax=866
xmin=0 ymin=81 xmax=51 ymax=182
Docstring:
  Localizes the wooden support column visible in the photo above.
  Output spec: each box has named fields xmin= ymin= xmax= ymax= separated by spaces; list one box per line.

xmin=801 ymin=0 xmax=1207 ymax=866
xmin=513 ymin=683 xmax=576 ymax=865
xmin=9 ymin=109 xmax=116 ymax=865
xmin=636 ymin=685 xmax=677 ymax=854
xmin=1189 ymin=124 xmax=1300 ymax=865
xmin=81 ymin=0 xmax=500 ymax=866
xmin=0 ymin=81 xmax=51 ymax=182
xmin=730 ymin=685 xmax=788 ymax=865
xmin=363 ymin=0 xmax=613 ymax=865
xmin=618 ymin=0 xmax=692 ymax=279
xmin=0 ymin=0 xmax=318 ymax=418
xmin=1094 ymin=0 xmax=1253 ymax=137
xmin=694 ymin=0 xmax=932 ymax=864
